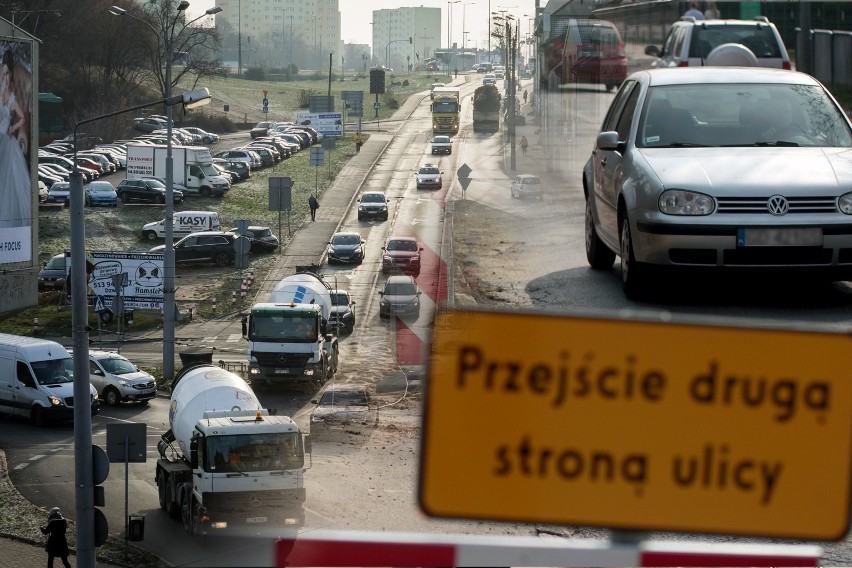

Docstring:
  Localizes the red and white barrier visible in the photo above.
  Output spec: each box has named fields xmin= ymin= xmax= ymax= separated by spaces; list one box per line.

xmin=274 ymin=530 xmax=822 ymax=567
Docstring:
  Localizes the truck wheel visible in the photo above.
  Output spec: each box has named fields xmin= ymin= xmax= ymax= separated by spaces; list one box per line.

xmin=143 ymin=231 xmax=157 ymax=241
xmin=121 ymin=193 xmax=130 ymax=203
xmin=214 ymin=253 xmax=231 ymax=267
xmin=156 ymin=195 xmax=166 ymax=204
xmin=182 ymin=498 xmax=192 ymax=534
xmin=158 ymin=476 xmax=168 ymax=510
xmin=103 ymin=387 xmax=121 ymax=407
xmin=165 ymin=479 xmax=180 ymax=518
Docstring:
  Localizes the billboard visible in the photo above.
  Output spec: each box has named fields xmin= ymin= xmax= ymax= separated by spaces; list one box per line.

xmin=295 ymin=112 xmax=343 ymax=137
xmin=0 ymin=38 xmax=34 ymax=265
xmin=65 ymin=251 xmax=166 ymax=310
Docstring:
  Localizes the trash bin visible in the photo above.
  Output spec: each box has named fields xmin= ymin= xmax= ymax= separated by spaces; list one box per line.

xmin=179 ymin=348 xmax=214 ymax=368
xmin=128 ymin=514 xmax=145 ymax=541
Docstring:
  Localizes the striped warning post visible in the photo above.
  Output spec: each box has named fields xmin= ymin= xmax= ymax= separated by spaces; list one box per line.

xmin=275 ymin=530 xmax=822 ymax=567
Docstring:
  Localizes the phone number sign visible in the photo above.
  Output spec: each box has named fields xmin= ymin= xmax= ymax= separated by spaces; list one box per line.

xmin=420 ymin=309 xmax=852 ymax=541
xmin=66 ymin=251 xmax=165 ymax=309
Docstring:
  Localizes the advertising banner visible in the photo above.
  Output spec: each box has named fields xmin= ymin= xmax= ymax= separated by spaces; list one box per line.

xmin=295 ymin=112 xmax=343 ymax=137
xmin=0 ymin=38 xmax=34 ymax=264
xmin=65 ymin=251 xmax=166 ymax=310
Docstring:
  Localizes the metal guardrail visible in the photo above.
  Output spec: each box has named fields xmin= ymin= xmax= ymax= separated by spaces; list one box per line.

xmin=218 ymin=360 xmax=248 ymax=377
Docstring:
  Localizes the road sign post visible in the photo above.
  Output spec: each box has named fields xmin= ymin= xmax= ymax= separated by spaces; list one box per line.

xmin=421 ymin=310 xmax=852 ymax=541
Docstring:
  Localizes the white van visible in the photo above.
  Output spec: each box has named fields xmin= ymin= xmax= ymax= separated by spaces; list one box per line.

xmin=0 ymin=334 xmax=99 ymax=426
xmin=141 ymin=210 xmax=221 ymax=241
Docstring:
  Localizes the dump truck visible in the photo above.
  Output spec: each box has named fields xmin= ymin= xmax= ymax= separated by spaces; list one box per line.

xmin=472 ymin=84 xmax=502 ymax=133
xmin=155 ymin=365 xmax=310 ymax=537
xmin=247 ymin=271 xmax=339 ymax=389
xmin=431 ymin=87 xmax=461 ymax=134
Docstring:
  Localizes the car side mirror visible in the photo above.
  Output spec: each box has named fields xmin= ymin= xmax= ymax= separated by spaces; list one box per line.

xmin=92 ymin=369 xmax=104 ymax=376
xmin=418 ymin=247 xmax=424 ymax=251
xmin=378 ymin=291 xmax=384 ymax=296
xmin=644 ymin=45 xmax=660 ymax=57
xmin=351 ymin=300 xmax=356 ymax=305
xmin=416 ymin=291 xmax=422 ymax=296
xmin=311 ymin=399 xmax=319 ymax=405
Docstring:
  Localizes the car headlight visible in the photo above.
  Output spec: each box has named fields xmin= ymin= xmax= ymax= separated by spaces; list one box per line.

xmin=839 ymin=193 xmax=852 ymax=215
xmin=119 ymin=379 xmax=129 ymax=387
xmin=358 ymin=205 xmax=366 ymax=211
xmin=328 ymin=245 xmax=336 ymax=253
xmin=380 ymin=297 xmax=389 ymax=306
xmin=659 ymin=190 xmax=714 ymax=216
xmin=49 ymin=395 xmax=62 ymax=406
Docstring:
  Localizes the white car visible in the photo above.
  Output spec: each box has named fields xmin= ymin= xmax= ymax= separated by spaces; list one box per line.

xmin=182 ymin=127 xmax=220 ymax=144
xmin=89 ymin=350 xmax=157 ymax=406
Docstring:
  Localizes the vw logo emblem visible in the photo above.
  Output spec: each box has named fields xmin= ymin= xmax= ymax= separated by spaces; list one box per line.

xmin=767 ymin=195 xmax=789 ymax=216
xmin=249 ymin=494 xmax=261 ymax=507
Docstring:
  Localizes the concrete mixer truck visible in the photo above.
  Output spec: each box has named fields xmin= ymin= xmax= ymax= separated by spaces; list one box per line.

xmin=246 ymin=271 xmax=339 ymax=389
xmin=156 ymin=365 xmax=310 ymax=537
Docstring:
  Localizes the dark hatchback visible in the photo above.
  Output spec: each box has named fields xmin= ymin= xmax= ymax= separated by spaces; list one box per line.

xmin=228 ymin=226 xmax=279 ymax=253
xmin=116 ymin=178 xmax=184 ymax=204
xmin=150 ymin=231 xmax=235 ymax=267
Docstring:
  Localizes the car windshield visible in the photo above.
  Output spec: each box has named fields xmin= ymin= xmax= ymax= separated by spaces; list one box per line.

xmin=522 ymin=177 xmax=541 ymax=185
xmin=637 ymin=84 xmax=852 ymax=149
xmin=90 ymin=183 xmax=113 ymax=192
xmin=433 ymin=101 xmax=459 ymax=113
xmin=433 ymin=137 xmax=450 ymax=143
xmin=332 ymin=234 xmax=361 ymax=245
xmin=331 ymin=293 xmax=350 ymax=306
xmin=420 ymin=168 xmax=440 ymax=175
xmin=385 ymin=282 xmax=417 ymax=295
xmin=145 ymin=179 xmax=166 ymax=188
xmin=97 ymin=356 xmax=137 ymax=375
xmin=689 ymin=25 xmax=782 ymax=58
xmin=206 ymin=433 xmax=304 ymax=473
xmin=45 ymin=256 xmax=65 ymax=270
xmin=387 ymin=240 xmax=418 ymax=251
xmin=253 ymin=228 xmax=272 ymax=238
xmin=319 ymin=389 xmax=369 ymax=406
xmin=32 ymin=358 xmax=74 ymax=385
xmin=361 ymin=193 xmax=386 ymax=203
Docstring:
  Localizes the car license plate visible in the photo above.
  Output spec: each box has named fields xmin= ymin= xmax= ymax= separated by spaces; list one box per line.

xmin=275 ymin=368 xmax=290 ymax=374
xmin=738 ymin=228 xmax=823 ymax=247
xmin=246 ymin=516 xmax=267 ymax=524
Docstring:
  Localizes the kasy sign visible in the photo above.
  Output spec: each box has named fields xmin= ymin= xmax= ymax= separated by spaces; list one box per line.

xmin=420 ymin=309 xmax=852 ymax=541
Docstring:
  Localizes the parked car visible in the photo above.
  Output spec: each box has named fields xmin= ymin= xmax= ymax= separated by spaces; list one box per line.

xmin=134 ymin=116 xmax=169 ymax=132
xmin=644 ymin=17 xmax=790 ymax=70
xmin=150 ymin=231 xmax=236 ymax=267
xmin=215 ymin=159 xmax=251 ymax=181
xmin=88 ymin=350 xmax=157 ymax=406
xmin=510 ymin=174 xmax=544 ymax=200
xmin=37 ymin=252 xmax=67 ymax=292
xmin=85 ymin=181 xmax=118 ymax=207
xmin=78 ymin=152 xmax=117 ymax=174
xmin=38 ymin=180 xmax=48 ymax=202
xmin=243 ymin=145 xmax=278 ymax=166
xmin=227 ymin=225 xmax=279 ymax=253
xmin=378 ymin=274 xmax=422 ymax=318
xmin=562 ymin=18 xmax=628 ymax=92
xmin=250 ymin=121 xmax=276 ymax=139
xmin=357 ymin=191 xmax=389 ymax=221
xmin=327 ymin=231 xmax=365 ymax=264
xmin=116 ymin=178 xmax=184 ymax=204
xmin=415 ymin=165 xmax=443 ymax=189
xmin=329 ymin=289 xmax=356 ymax=334
xmin=582 ymin=67 xmax=852 ymax=299
xmin=310 ymin=383 xmax=376 ymax=434
xmin=45 ymin=181 xmax=71 ymax=205
xmin=214 ymin=149 xmax=256 ymax=170
xmin=381 ymin=236 xmax=423 ymax=276
xmin=181 ymin=127 xmax=219 ymax=143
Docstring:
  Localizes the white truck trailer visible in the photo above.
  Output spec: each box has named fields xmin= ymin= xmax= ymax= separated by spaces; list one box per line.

xmin=247 ymin=271 xmax=339 ymax=389
xmin=125 ymin=144 xmax=230 ymax=197
xmin=156 ymin=365 xmax=310 ymax=537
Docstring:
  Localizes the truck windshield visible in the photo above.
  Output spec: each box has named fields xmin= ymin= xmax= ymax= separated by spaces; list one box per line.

xmin=31 ymin=358 xmax=74 ymax=385
xmin=433 ymin=101 xmax=459 ymax=113
xmin=199 ymin=165 xmax=220 ymax=178
xmin=249 ymin=313 xmax=318 ymax=342
xmin=206 ymin=432 xmax=304 ymax=472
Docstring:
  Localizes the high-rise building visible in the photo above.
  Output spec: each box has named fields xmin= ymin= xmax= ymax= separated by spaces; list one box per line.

xmin=216 ymin=0 xmax=342 ymax=71
xmin=372 ymin=7 xmax=440 ymax=72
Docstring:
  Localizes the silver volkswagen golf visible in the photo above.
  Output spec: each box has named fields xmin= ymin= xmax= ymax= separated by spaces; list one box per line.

xmin=583 ymin=67 xmax=852 ymax=298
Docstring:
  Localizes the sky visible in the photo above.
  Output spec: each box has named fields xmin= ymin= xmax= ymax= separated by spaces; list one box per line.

xmin=189 ymin=0 xmax=536 ymax=51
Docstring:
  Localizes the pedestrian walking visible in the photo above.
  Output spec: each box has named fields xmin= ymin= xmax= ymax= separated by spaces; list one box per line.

xmin=523 ymin=89 xmax=528 ymax=104
xmin=40 ymin=507 xmax=71 ymax=568
xmin=354 ymin=131 xmax=363 ymax=153
xmin=520 ymin=135 xmax=528 ymax=156
xmin=241 ymin=314 xmax=247 ymax=337
xmin=308 ymin=194 xmax=319 ymax=221
xmin=454 ymin=67 xmax=458 ymax=78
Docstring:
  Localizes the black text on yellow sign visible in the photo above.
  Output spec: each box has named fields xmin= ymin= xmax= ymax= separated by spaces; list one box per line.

xmin=419 ymin=310 xmax=852 ymax=541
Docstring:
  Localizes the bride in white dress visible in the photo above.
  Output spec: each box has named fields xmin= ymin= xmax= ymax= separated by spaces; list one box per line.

xmin=0 ymin=49 xmax=30 ymax=229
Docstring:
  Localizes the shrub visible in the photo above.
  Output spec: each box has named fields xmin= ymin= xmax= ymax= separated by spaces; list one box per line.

xmin=244 ymin=67 xmax=266 ymax=81
xmin=297 ymin=89 xmax=316 ymax=109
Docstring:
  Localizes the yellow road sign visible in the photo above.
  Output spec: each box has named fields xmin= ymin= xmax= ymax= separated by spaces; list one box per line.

xmin=419 ymin=309 xmax=852 ymax=541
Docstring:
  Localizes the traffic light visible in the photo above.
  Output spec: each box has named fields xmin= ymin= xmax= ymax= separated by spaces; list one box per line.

xmin=369 ymin=69 xmax=385 ymax=94
xmin=92 ymin=445 xmax=109 ymax=547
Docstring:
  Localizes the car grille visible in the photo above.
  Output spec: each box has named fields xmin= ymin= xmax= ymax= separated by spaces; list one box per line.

xmin=252 ymin=351 xmax=312 ymax=367
xmin=133 ymin=382 xmax=155 ymax=391
xmin=715 ymin=196 xmax=838 ymax=214
xmin=63 ymin=397 xmax=74 ymax=407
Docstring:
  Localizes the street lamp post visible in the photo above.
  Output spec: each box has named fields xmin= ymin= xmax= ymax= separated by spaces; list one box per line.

xmin=448 ymin=0 xmax=460 ymax=75
xmin=69 ymin=85 xmax=210 ymax=568
xmin=109 ymin=2 xmax=220 ymax=388
xmin=463 ymin=2 xmax=475 ymax=52
xmin=237 ymin=0 xmax=242 ymax=76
